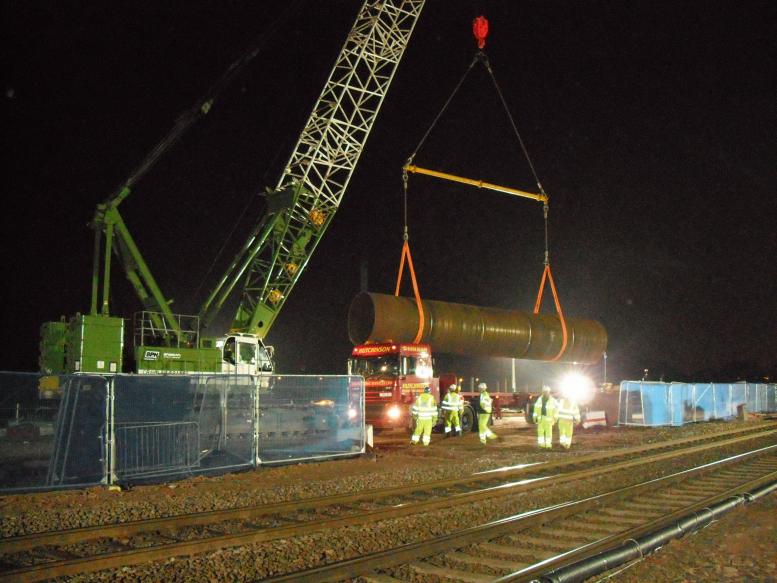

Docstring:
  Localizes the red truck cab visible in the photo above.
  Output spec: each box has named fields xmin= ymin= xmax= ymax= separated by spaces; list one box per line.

xmin=348 ymin=342 xmax=458 ymax=429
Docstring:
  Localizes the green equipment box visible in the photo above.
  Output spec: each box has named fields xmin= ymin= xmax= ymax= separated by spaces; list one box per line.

xmin=66 ymin=314 xmax=124 ymax=374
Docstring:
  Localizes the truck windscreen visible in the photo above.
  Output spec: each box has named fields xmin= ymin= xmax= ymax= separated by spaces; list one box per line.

xmin=350 ymin=355 xmax=399 ymax=377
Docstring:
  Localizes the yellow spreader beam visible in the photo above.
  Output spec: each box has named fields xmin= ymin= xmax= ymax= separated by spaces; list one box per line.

xmin=403 ymin=164 xmax=548 ymax=203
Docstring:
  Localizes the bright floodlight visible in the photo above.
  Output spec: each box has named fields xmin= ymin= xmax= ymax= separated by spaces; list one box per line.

xmin=560 ymin=372 xmax=594 ymax=403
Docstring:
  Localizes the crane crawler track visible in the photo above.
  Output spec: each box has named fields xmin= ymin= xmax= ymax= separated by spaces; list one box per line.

xmin=0 ymin=423 xmax=775 ymax=582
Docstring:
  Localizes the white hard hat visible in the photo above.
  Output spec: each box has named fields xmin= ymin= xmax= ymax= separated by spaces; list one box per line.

xmin=478 ymin=382 xmax=487 ymax=390
xmin=542 ymin=384 xmax=551 ymax=392
xmin=449 ymin=384 xmax=457 ymax=390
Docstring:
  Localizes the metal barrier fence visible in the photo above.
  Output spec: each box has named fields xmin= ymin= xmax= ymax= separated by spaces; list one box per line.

xmin=115 ymin=422 xmax=200 ymax=479
xmin=618 ymin=381 xmax=777 ymax=426
xmin=0 ymin=372 xmax=364 ymax=493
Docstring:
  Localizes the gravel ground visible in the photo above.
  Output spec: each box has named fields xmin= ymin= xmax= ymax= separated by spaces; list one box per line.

xmin=605 ymin=491 xmax=777 ymax=583
xmin=0 ymin=418 xmax=774 ymax=581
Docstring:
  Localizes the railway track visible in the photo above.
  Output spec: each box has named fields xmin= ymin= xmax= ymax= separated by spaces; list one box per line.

xmin=267 ymin=444 xmax=777 ymax=582
xmin=0 ymin=422 xmax=775 ymax=582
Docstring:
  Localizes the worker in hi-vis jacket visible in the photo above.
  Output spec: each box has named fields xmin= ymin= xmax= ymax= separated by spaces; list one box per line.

xmin=533 ymin=385 xmax=558 ymax=449
xmin=557 ymin=396 xmax=581 ymax=449
xmin=477 ymin=382 xmax=498 ymax=444
xmin=410 ymin=386 xmax=438 ymax=446
xmin=441 ymin=384 xmax=463 ymax=437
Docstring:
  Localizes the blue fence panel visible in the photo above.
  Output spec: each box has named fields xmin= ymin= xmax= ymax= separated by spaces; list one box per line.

xmin=731 ymin=383 xmax=748 ymax=414
xmin=0 ymin=372 xmax=109 ymax=493
xmin=618 ymin=381 xmax=646 ymax=425
xmin=112 ymin=374 xmax=259 ymax=484
xmin=617 ymin=380 xmax=777 ymax=427
xmin=693 ymin=383 xmax=715 ymax=421
xmin=641 ymin=383 xmax=669 ymax=425
xmin=667 ymin=383 xmax=686 ymax=425
xmin=257 ymin=375 xmax=364 ymax=464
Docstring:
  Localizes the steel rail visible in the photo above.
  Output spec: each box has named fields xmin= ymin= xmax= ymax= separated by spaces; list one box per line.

xmin=265 ymin=444 xmax=777 ymax=582
xmin=500 ymin=459 xmax=777 ymax=581
xmin=2 ymin=422 xmax=773 ymax=557
xmin=1 ymin=426 xmax=775 ymax=582
xmin=4 ymin=422 xmax=772 ymax=556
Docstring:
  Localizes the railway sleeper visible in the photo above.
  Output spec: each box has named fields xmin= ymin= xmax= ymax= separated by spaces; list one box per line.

xmin=677 ymin=483 xmax=727 ymax=492
xmin=540 ymin=527 xmax=602 ymax=542
xmin=580 ymin=513 xmax=646 ymax=526
xmin=409 ymin=560 xmax=493 ymax=583
xmin=697 ymin=476 xmax=747 ymax=485
xmin=443 ymin=550 xmax=530 ymax=573
xmin=562 ymin=518 xmax=624 ymax=534
xmin=651 ymin=493 xmax=706 ymax=504
xmin=363 ymin=573 xmax=406 ymax=583
xmin=505 ymin=534 xmax=571 ymax=552
xmin=477 ymin=541 xmax=555 ymax=562
xmin=600 ymin=507 xmax=661 ymax=519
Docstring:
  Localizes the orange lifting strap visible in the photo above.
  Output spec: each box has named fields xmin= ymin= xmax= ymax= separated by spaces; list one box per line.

xmin=394 ymin=239 xmax=425 ymax=343
xmin=533 ymin=263 xmax=568 ymax=361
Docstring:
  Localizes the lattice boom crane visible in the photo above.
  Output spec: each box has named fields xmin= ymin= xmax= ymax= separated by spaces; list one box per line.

xmin=39 ymin=0 xmax=425 ymax=376
xmin=200 ymin=0 xmax=425 ymax=337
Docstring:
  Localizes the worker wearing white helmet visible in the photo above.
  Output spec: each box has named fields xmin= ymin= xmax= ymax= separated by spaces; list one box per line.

xmin=477 ymin=382 xmax=498 ymax=444
xmin=557 ymin=395 xmax=581 ymax=449
xmin=533 ymin=384 xmax=559 ymax=449
xmin=441 ymin=383 xmax=463 ymax=437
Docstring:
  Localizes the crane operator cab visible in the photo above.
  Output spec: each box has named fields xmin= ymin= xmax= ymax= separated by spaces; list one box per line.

xmin=132 ymin=311 xmax=274 ymax=375
xmin=218 ymin=333 xmax=274 ymax=375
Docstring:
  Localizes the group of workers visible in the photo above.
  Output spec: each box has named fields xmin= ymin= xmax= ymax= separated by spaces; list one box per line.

xmin=532 ymin=384 xmax=581 ymax=449
xmin=411 ymin=382 xmax=581 ymax=449
xmin=411 ymin=382 xmax=497 ymax=446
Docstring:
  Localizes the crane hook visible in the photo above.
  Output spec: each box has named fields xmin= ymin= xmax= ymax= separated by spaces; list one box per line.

xmin=473 ymin=15 xmax=489 ymax=50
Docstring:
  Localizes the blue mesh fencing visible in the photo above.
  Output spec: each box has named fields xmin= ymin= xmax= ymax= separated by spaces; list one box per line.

xmin=0 ymin=372 xmax=110 ymax=492
xmin=1 ymin=372 xmax=364 ymax=493
xmin=618 ymin=381 xmax=777 ymax=426
xmin=257 ymin=375 xmax=364 ymax=464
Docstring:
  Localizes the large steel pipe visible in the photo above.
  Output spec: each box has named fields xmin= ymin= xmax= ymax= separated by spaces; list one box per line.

xmin=348 ymin=292 xmax=607 ymax=364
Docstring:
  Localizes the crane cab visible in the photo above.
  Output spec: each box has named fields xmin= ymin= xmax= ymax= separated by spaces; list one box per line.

xmin=211 ymin=333 xmax=274 ymax=375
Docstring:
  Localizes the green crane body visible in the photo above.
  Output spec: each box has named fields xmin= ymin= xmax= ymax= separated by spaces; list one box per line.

xmin=39 ymin=0 xmax=425 ymax=376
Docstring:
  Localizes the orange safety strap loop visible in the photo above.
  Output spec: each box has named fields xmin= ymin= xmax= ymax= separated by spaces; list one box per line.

xmin=394 ymin=240 xmax=425 ymax=343
xmin=533 ymin=264 xmax=568 ymax=361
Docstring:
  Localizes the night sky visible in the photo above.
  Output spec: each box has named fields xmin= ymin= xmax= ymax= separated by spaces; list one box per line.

xmin=3 ymin=1 xmax=775 ymax=384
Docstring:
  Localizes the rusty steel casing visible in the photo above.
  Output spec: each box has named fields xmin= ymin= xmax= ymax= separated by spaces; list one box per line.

xmin=348 ymin=292 xmax=607 ymax=364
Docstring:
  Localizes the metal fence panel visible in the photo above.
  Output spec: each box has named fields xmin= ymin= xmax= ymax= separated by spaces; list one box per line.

xmin=618 ymin=381 xmax=646 ymax=425
xmin=0 ymin=372 xmax=109 ymax=493
xmin=618 ymin=380 xmax=776 ymax=426
xmin=1 ymin=371 xmax=365 ymax=491
xmin=257 ymin=375 xmax=364 ymax=464
xmin=112 ymin=374 xmax=255 ymax=483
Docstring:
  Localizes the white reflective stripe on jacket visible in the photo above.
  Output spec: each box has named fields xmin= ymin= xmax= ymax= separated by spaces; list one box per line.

xmin=441 ymin=392 xmax=461 ymax=411
xmin=533 ymin=395 xmax=559 ymax=420
xmin=557 ymin=400 xmax=580 ymax=422
xmin=479 ymin=392 xmax=492 ymax=413
xmin=412 ymin=393 xmax=438 ymax=419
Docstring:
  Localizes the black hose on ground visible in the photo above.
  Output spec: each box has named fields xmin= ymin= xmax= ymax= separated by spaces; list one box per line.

xmin=540 ymin=479 xmax=777 ymax=583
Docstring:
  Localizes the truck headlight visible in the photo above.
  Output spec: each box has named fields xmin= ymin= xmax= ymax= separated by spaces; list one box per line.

xmin=347 ymin=407 xmax=358 ymax=420
xmin=387 ymin=405 xmax=401 ymax=420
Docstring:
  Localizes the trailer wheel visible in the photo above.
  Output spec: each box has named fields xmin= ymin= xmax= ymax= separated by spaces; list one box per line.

xmin=525 ymin=395 xmax=536 ymax=424
xmin=461 ymin=406 xmax=475 ymax=433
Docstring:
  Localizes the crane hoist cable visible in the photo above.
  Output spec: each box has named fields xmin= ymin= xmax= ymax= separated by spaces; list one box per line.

xmin=400 ymin=15 xmax=569 ymax=359
xmin=394 ymin=170 xmax=425 ymax=343
xmin=391 ymin=22 xmax=486 ymax=343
